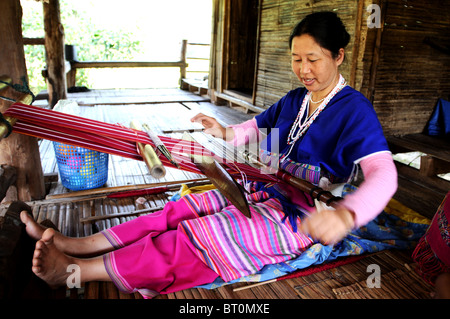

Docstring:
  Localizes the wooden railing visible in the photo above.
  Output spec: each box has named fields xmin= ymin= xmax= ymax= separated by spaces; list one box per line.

xmin=66 ymin=39 xmax=188 ymax=87
xmin=24 ymin=38 xmax=189 ymax=88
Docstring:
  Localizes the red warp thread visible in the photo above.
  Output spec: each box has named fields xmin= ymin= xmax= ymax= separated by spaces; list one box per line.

xmin=3 ymin=102 xmax=279 ymax=184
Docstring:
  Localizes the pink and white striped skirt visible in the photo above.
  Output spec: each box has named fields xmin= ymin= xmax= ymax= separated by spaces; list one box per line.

xmin=102 ymin=188 xmax=313 ymax=298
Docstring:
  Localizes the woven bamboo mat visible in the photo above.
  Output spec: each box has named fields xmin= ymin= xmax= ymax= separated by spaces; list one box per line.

xmin=77 ymin=250 xmax=434 ymax=300
xmin=331 ymin=267 xmax=432 ymax=299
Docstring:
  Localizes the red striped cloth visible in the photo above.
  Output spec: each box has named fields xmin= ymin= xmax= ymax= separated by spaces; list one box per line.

xmin=3 ymin=102 xmax=277 ymax=184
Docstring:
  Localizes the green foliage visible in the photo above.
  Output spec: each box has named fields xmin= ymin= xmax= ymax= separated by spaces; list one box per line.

xmin=21 ymin=0 xmax=141 ymax=94
xmin=21 ymin=0 xmax=212 ymax=93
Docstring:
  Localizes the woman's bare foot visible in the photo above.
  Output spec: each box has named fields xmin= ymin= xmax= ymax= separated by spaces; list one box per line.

xmin=20 ymin=210 xmax=113 ymax=257
xmin=21 ymin=210 xmax=70 ymax=254
xmin=20 ymin=210 xmax=46 ymax=241
xmin=32 ymin=228 xmax=74 ymax=288
xmin=32 ymin=228 xmax=113 ymax=288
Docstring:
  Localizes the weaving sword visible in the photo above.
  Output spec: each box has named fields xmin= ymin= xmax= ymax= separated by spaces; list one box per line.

xmin=182 ymin=133 xmax=251 ymax=218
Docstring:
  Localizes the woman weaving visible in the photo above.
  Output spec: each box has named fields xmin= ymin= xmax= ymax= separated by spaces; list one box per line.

xmin=21 ymin=12 xmax=397 ymax=298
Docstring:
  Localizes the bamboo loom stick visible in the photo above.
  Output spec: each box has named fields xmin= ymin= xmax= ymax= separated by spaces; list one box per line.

xmin=45 ymin=178 xmax=209 ymax=200
xmin=80 ymin=205 xmax=164 ymax=223
xmin=130 ymin=120 xmax=166 ymax=179
xmin=142 ymin=123 xmax=180 ymax=168
xmin=232 ymin=279 xmax=277 ymax=292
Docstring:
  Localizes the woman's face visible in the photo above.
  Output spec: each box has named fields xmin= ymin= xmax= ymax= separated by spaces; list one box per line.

xmin=291 ymin=34 xmax=344 ymax=96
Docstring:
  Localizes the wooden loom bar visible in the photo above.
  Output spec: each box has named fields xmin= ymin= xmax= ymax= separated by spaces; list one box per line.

xmin=80 ymin=206 xmax=164 ymax=223
xmin=41 ymin=178 xmax=210 ymax=202
xmin=240 ymin=150 xmax=342 ymax=208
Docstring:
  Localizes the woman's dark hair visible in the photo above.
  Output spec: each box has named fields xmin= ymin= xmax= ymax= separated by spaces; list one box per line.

xmin=289 ymin=11 xmax=350 ymax=58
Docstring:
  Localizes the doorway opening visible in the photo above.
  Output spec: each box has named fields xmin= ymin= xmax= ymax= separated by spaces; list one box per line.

xmin=223 ymin=0 xmax=260 ymax=104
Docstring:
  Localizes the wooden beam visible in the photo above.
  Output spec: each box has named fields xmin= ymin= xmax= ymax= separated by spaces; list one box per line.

xmin=394 ymin=161 xmax=450 ymax=196
xmin=394 ymin=172 xmax=445 ymax=220
xmin=22 ymin=37 xmax=45 ymax=45
xmin=71 ymin=61 xmax=187 ymax=69
xmin=0 ymin=0 xmax=45 ymax=202
xmin=420 ymin=155 xmax=450 ymax=177
xmin=214 ymin=91 xmax=265 ymax=113
xmin=43 ymin=0 xmax=67 ymax=108
xmin=387 ymin=134 xmax=450 ymax=162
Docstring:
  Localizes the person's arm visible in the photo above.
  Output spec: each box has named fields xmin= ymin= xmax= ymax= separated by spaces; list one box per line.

xmin=300 ymin=152 xmax=398 ymax=244
xmin=226 ymin=118 xmax=261 ymax=146
xmin=191 ymin=113 xmax=261 ymax=146
xmin=340 ymin=152 xmax=398 ymax=227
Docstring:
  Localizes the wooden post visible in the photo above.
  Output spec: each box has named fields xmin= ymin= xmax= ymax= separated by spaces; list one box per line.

xmin=180 ymin=39 xmax=188 ymax=85
xmin=0 ymin=0 xmax=46 ymax=201
xmin=43 ymin=0 xmax=67 ymax=108
xmin=349 ymin=0 xmax=365 ymax=89
xmin=367 ymin=0 xmax=387 ymax=103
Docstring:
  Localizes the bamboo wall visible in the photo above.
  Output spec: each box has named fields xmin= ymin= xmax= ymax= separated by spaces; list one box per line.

xmin=360 ymin=0 xmax=450 ymax=135
xmin=210 ymin=0 xmax=450 ymax=136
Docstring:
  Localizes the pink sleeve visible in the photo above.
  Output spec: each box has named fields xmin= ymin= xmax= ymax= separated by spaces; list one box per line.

xmin=227 ymin=118 xmax=261 ymax=146
xmin=340 ymin=152 xmax=398 ymax=228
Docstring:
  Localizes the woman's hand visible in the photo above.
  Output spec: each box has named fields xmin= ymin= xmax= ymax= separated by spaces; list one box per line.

xmin=190 ymin=113 xmax=234 ymax=141
xmin=299 ymin=206 xmax=355 ymax=245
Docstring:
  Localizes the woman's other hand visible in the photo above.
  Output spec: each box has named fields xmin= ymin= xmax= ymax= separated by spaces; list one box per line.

xmin=299 ymin=206 xmax=355 ymax=245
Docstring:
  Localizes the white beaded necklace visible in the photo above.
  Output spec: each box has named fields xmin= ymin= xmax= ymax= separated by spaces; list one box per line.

xmin=282 ymin=74 xmax=347 ymax=161
xmin=309 ymin=95 xmax=325 ymax=104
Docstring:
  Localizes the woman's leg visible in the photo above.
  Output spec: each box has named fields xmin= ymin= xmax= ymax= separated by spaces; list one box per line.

xmin=31 ymin=228 xmax=111 ymax=288
xmin=20 ymin=191 xmax=221 ymax=257
xmin=32 ymin=223 xmax=218 ymax=297
xmin=103 ymin=226 xmax=218 ymax=298
xmin=102 ymin=190 xmax=229 ymax=249
xmin=26 ymin=192 xmax=225 ymax=292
